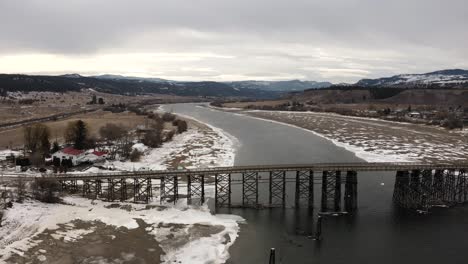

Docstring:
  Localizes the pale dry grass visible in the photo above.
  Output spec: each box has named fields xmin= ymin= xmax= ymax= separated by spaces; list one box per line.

xmin=0 ymin=110 xmax=149 ymax=149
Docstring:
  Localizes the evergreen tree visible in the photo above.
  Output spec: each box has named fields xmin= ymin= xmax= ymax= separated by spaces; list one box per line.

xmin=64 ymin=120 xmax=88 ymax=149
xmin=51 ymin=141 xmax=60 ymax=153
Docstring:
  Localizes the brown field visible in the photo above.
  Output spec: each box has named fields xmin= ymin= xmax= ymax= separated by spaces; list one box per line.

xmin=0 ymin=110 xmax=150 ymax=150
xmin=0 ymin=91 xmax=200 ymax=126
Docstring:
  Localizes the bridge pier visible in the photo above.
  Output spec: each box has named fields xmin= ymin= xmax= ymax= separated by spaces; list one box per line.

xmin=83 ymin=179 xmax=100 ymax=199
xmin=215 ymin=173 xmax=231 ymax=208
xmin=393 ymin=169 xmax=468 ymax=210
xmin=269 ymin=171 xmax=286 ymax=207
xmin=432 ymin=169 xmax=445 ymax=202
xmin=393 ymin=170 xmax=411 ymax=208
xmin=409 ymin=170 xmax=422 ymax=208
xmin=134 ymin=177 xmax=152 ymax=203
xmin=61 ymin=179 xmax=78 ymax=193
xmin=108 ymin=178 xmax=127 ymax=202
xmin=188 ymin=174 xmax=205 ymax=205
xmin=243 ymin=172 xmax=258 ymax=207
xmin=444 ymin=170 xmax=456 ymax=203
xmin=161 ymin=175 xmax=178 ymax=204
xmin=321 ymin=171 xmax=341 ymax=212
xmin=295 ymin=170 xmax=314 ymax=209
xmin=344 ymin=171 xmax=358 ymax=212
xmin=456 ymin=169 xmax=467 ymax=203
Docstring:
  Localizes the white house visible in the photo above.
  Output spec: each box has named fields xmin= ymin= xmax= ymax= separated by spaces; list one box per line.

xmin=52 ymin=147 xmax=85 ymax=166
xmin=77 ymin=150 xmax=108 ymax=164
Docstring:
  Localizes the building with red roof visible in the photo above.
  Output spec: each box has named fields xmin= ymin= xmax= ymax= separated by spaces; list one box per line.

xmin=52 ymin=147 xmax=85 ymax=166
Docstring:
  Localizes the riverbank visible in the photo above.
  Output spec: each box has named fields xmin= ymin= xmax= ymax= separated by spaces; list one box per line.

xmin=0 ymin=114 xmax=242 ymax=264
xmin=1 ymin=197 xmax=244 ymax=264
xmin=242 ymin=110 xmax=468 ymax=163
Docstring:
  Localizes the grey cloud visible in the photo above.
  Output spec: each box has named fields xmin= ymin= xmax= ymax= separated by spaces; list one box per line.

xmin=0 ymin=0 xmax=467 ymax=82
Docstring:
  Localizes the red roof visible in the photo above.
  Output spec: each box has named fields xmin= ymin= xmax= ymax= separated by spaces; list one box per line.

xmin=61 ymin=147 xmax=85 ymax=156
xmin=92 ymin=151 xmax=107 ymax=156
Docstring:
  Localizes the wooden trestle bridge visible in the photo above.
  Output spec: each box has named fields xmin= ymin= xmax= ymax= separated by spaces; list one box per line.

xmin=51 ymin=162 xmax=468 ymax=212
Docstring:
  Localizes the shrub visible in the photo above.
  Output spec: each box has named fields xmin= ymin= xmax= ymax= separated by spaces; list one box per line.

xmin=32 ymin=177 xmax=61 ymax=203
xmin=442 ymin=115 xmax=464 ymax=130
xmin=165 ymin=130 xmax=175 ymax=142
xmin=162 ymin=112 xmax=176 ymax=122
xmin=130 ymin=149 xmax=143 ymax=162
xmin=176 ymin=120 xmax=188 ymax=133
xmin=142 ymin=130 xmax=163 ymax=148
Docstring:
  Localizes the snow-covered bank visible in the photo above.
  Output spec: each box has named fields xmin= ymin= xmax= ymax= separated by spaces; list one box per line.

xmin=244 ymin=110 xmax=468 ymax=163
xmin=0 ymin=112 xmax=242 ymax=263
xmin=0 ymin=197 xmax=244 ymax=263
xmin=238 ymin=112 xmax=410 ymax=162
xmin=74 ymin=114 xmax=237 ymax=174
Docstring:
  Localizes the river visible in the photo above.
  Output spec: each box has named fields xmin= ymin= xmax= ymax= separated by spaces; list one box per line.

xmin=164 ymin=103 xmax=468 ymax=264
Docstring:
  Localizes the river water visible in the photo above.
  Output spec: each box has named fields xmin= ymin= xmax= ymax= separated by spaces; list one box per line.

xmin=165 ymin=103 xmax=468 ymax=264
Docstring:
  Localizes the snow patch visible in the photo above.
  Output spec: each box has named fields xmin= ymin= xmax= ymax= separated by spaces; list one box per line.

xmin=0 ymin=197 xmax=245 ymax=264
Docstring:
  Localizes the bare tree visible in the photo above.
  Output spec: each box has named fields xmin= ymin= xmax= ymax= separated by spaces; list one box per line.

xmin=99 ymin=123 xmax=130 ymax=158
xmin=23 ymin=123 xmax=51 ymax=154
xmin=99 ymin=123 xmax=128 ymax=141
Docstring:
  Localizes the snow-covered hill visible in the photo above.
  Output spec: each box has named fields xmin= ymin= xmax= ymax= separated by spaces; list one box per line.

xmin=356 ymin=69 xmax=468 ymax=88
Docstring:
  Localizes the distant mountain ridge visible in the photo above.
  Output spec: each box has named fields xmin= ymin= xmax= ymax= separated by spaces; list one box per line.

xmin=0 ymin=74 xmax=279 ymax=99
xmin=225 ymin=80 xmax=332 ymax=91
xmin=356 ymin=69 xmax=468 ymax=88
xmin=1 ymin=69 xmax=467 ymax=100
xmin=93 ymin=74 xmax=169 ymax=83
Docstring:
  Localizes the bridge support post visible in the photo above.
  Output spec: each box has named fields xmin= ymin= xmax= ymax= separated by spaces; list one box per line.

xmin=432 ymin=169 xmax=445 ymax=202
xmin=188 ymin=174 xmax=205 ymax=205
xmin=215 ymin=174 xmax=231 ymax=208
xmin=420 ymin=170 xmax=432 ymax=198
xmin=456 ymin=169 xmax=467 ymax=203
xmin=410 ymin=170 xmax=421 ymax=208
xmin=161 ymin=175 xmax=178 ymax=204
xmin=321 ymin=171 xmax=341 ymax=212
xmin=295 ymin=170 xmax=314 ymax=209
xmin=61 ymin=179 xmax=78 ymax=193
xmin=444 ymin=170 xmax=456 ymax=204
xmin=344 ymin=171 xmax=358 ymax=212
xmin=108 ymin=178 xmax=127 ymax=201
xmin=243 ymin=172 xmax=258 ymax=207
xmin=83 ymin=179 xmax=95 ymax=198
xmin=134 ymin=177 xmax=152 ymax=203
xmin=95 ymin=179 xmax=102 ymax=197
xmin=269 ymin=171 xmax=286 ymax=207
xmin=393 ymin=170 xmax=410 ymax=208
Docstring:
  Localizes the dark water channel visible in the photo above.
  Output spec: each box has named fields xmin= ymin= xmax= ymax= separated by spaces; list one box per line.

xmin=164 ymin=103 xmax=468 ymax=264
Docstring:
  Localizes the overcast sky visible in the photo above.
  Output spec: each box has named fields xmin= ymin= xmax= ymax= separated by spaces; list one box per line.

xmin=0 ymin=0 xmax=467 ymax=83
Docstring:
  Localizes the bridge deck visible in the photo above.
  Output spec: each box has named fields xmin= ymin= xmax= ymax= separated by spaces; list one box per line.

xmin=50 ymin=162 xmax=468 ymax=180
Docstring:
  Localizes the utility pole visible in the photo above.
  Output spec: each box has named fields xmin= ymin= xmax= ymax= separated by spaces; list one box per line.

xmin=269 ymin=248 xmax=276 ymax=264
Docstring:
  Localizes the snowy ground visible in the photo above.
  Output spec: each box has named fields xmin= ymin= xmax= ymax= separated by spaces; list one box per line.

xmin=246 ymin=110 xmax=468 ymax=163
xmin=0 ymin=117 xmax=242 ymax=263
xmin=0 ymin=150 xmax=21 ymax=161
xmin=0 ymin=197 xmax=244 ymax=263
xmin=100 ymin=126 xmax=235 ymax=173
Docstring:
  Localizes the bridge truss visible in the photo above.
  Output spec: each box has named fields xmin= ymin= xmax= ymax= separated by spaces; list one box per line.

xmin=47 ymin=162 xmax=468 ymax=212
